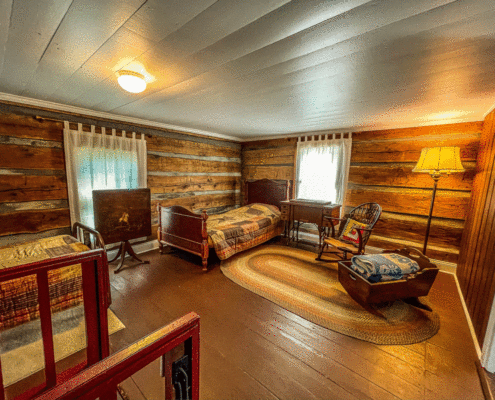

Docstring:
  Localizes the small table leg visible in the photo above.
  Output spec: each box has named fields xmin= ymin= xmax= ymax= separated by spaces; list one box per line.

xmin=113 ymin=240 xmax=150 ymax=273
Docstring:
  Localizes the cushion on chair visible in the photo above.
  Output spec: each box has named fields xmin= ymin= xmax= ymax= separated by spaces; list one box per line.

xmin=340 ymin=218 xmax=368 ymax=244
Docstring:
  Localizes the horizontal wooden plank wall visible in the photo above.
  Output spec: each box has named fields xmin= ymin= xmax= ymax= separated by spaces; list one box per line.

xmin=241 ymin=138 xmax=297 ymax=203
xmin=0 ymin=103 xmax=241 ymax=247
xmin=147 ymin=133 xmax=241 ymax=235
xmin=456 ymin=109 xmax=495 ymax=346
xmin=0 ymin=112 xmax=70 ymax=247
xmin=350 ymin=122 xmax=481 ymax=263
xmin=241 ymin=121 xmax=482 ymax=263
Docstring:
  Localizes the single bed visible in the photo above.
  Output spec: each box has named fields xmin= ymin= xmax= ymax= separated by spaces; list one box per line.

xmin=157 ymin=179 xmax=292 ymax=270
xmin=0 ymin=223 xmax=109 ymax=330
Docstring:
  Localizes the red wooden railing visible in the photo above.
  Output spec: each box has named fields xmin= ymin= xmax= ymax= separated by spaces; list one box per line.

xmin=0 ymin=247 xmax=110 ymax=400
xmin=33 ymin=312 xmax=200 ymax=400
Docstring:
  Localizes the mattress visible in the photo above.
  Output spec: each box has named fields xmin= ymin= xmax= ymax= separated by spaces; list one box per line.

xmin=207 ymin=203 xmax=282 ymax=260
xmin=0 ymin=235 xmax=88 ymax=330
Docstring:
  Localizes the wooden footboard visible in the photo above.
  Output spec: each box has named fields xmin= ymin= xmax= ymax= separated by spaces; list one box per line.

xmin=0 ymin=247 xmax=110 ymax=399
xmin=157 ymin=205 xmax=209 ymax=271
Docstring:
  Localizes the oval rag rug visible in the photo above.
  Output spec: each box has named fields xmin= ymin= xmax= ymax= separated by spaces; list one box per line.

xmin=221 ymin=245 xmax=440 ymax=345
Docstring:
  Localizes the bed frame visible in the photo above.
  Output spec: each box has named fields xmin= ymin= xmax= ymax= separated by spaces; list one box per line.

xmin=0 ymin=223 xmax=111 ymax=400
xmin=157 ymin=179 xmax=292 ymax=271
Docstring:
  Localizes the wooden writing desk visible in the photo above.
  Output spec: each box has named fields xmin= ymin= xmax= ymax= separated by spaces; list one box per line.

xmin=280 ymin=199 xmax=341 ymax=246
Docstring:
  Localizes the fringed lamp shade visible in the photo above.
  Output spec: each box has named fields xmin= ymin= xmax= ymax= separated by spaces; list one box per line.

xmin=412 ymin=147 xmax=465 ymax=178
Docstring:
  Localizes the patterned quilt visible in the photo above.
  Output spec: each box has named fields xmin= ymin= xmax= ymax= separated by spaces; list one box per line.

xmin=350 ymin=253 xmax=420 ymax=283
xmin=0 ymin=235 xmax=88 ymax=330
xmin=208 ymin=203 xmax=282 ymax=260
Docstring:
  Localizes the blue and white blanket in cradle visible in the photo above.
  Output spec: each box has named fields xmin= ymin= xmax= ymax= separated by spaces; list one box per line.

xmin=350 ymin=253 xmax=420 ymax=283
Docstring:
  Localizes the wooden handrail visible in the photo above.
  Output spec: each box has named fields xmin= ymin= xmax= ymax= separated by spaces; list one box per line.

xmin=33 ymin=312 xmax=200 ymax=400
xmin=0 ymin=247 xmax=110 ymax=400
xmin=72 ymin=222 xmax=106 ymax=249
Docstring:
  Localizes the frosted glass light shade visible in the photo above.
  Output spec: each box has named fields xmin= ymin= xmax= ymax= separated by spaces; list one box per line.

xmin=117 ymin=70 xmax=146 ymax=93
xmin=413 ymin=147 xmax=465 ymax=176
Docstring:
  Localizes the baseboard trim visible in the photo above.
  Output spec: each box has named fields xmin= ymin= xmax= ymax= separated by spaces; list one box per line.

xmin=107 ymin=239 xmax=159 ymax=260
xmin=476 ymin=359 xmax=495 ymax=400
xmin=446 ymin=270 xmax=483 ymax=359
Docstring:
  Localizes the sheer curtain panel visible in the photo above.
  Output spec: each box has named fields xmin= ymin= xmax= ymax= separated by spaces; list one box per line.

xmin=64 ymin=122 xmax=147 ymax=228
xmin=295 ymin=134 xmax=352 ymax=204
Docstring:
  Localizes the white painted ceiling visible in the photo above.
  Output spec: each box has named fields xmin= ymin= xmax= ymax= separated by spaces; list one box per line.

xmin=0 ymin=0 xmax=494 ymax=139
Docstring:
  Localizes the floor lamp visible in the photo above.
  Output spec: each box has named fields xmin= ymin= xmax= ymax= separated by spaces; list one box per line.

xmin=412 ymin=147 xmax=465 ymax=255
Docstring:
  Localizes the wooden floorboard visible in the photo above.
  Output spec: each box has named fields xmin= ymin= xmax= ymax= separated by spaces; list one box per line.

xmin=107 ymin=242 xmax=484 ymax=400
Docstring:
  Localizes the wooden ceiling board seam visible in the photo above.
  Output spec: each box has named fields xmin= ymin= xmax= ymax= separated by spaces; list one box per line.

xmin=68 ymin=0 xmax=294 ymax=111
xmin=0 ymin=0 xmax=14 ymax=77
xmin=85 ymin=0 xmax=376 ymax=111
xmin=170 ymin=33 xmax=495 ymax=110
xmin=226 ymin=64 xmax=495 ymax=118
xmin=121 ymin=0 xmax=492 ymax=115
xmin=30 ymin=0 xmax=74 ymax=65
xmin=0 ymin=0 xmax=73 ymax=95
xmin=168 ymin=79 xmax=484 ymax=130
xmin=21 ymin=0 xmax=148 ymax=99
xmin=107 ymin=0 xmax=457 ymax=115
xmin=45 ymin=0 xmax=218 ymax=102
xmin=0 ymin=1 xmax=494 ymax=138
xmin=45 ymin=27 xmax=157 ymax=104
xmin=155 ymin=11 xmax=473 ymax=106
xmin=112 ymin=0 xmax=476 ymax=120
xmin=122 ymin=0 xmax=218 ymax=41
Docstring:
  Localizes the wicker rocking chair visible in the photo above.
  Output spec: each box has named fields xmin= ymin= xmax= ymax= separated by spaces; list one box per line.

xmin=317 ymin=202 xmax=382 ymax=262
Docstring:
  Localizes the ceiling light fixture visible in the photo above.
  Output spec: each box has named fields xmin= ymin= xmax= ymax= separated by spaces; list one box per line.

xmin=117 ymin=70 xmax=146 ymax=93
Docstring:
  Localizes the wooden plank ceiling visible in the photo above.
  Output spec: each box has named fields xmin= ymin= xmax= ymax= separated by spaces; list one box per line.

xmin=0 ymin=0 xmax=494 ymax=139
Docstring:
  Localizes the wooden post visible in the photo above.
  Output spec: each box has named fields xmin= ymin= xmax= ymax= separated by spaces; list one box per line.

xmin=37 ymin=271 xmax=57 ymax=388
xmin=201 ymin=210 xmax=209 ymax=271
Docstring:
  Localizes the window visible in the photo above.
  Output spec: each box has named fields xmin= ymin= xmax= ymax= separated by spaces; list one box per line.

xmin=64 ymin=122 xmax=147 ymax=228
xmin=295 ymin=134 xmax=352 ymax=204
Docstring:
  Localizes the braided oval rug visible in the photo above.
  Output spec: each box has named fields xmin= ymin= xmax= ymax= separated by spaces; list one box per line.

xmin=221 ymin=245 xmax=439 ymax=345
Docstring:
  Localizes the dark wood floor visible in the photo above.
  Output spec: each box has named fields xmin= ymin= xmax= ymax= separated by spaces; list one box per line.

xmin=107 ymin=242 xmax=485 ymax=400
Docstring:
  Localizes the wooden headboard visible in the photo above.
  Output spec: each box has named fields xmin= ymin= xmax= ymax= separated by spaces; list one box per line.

xmin=244 ymin=179 xmax=292 ymax=210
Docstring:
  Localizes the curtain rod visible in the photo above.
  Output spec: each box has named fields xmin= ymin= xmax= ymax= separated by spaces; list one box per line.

xmin=63 ymin=120 xmax=146 ymax=140
xmin=34 ymin=115 xmax=147 ymax=139
xmin=297 ymin=132 xmax=352 ymax=142
xmin=33 ymin=115 xmax=147 ymax=137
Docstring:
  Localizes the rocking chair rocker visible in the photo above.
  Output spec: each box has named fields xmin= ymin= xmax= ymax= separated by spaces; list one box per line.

xmin=317 ymin=202 xmax=382 ymax=262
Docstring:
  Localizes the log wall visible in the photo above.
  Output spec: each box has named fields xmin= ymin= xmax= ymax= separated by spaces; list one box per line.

xmin=0 ymin=103 xmax=241 ymax=246
xmin=456 ymin=109 xmax=495 ymax=346
xmin=241 ymin=121 xmax=483 ymax=263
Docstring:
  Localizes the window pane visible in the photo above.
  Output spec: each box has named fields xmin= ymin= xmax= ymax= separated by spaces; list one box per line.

xmin=76 ymin=147 xmax=138 ymax=228
xmin=297 ymin=144 xmax=341 ymax=202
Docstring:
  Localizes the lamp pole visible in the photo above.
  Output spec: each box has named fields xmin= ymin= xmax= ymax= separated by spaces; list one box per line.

xmin=413 ymin=147 xmax=465 ymax=256
xmin=423 ymin=173 xmax=441 ymax=255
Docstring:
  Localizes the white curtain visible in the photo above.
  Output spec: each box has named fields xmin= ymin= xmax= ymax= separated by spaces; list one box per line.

xmin=295 ymin=134 xmax=352 ymax=205
xmin=64 ymin=122 xmax=147 ymax=228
